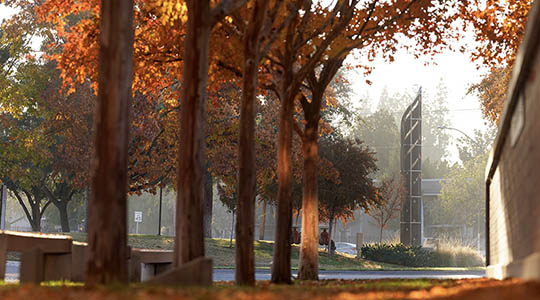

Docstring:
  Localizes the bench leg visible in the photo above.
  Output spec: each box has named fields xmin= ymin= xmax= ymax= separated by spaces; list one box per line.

xmin=0 ymin=235 xmax=6 ymax=281
xmin=20 ymin=248 xmax=44 ymax=284
xmin=44 ymin=253 xmax=71 ymax=281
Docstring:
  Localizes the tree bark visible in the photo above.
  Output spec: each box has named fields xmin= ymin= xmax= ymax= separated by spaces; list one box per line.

xmin=203 ymin=168 xmax=213 ymax=238
xmin=57 ymin=201 xmax=70 ymax=232
xmin=259 ymin=199 xmax=267 ymax=240
xmin=271 ymin=94 xmax=294 ymax=284
xmin=31 ymin=202 xmax=41 ymax=232
xmin=328 ymin=209 xmax=335 ymax=256
xmin=298 ymin=125 xmax=319 ymax=280
xmin=86 ymin=0 xmax=133 ymax=285
xmin=175 ymin=0 xmax=210 ymax=266
xmin=235 ymin=0 xmax=267 ymax=286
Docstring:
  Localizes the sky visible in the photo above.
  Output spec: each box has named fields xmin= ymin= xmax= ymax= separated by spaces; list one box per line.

xmin=345 ymin=36 xmax=492 ymax=162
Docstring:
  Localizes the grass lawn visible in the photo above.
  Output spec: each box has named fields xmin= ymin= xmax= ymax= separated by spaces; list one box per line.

xmin=68 ymin=233 xmax=400 ymax=270
xmin=66 ymin=233 xmax=482 ymax=271
xmin=0 ymin=278 xmax=537 ymax=299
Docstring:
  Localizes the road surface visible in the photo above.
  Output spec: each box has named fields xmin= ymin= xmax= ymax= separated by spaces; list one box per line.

xmin=5 ymin=261 xmax=484 ymax=282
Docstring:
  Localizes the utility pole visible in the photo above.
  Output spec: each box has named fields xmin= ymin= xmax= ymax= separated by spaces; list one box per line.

xmin=158 ymin=186 xmax=162 ymax=236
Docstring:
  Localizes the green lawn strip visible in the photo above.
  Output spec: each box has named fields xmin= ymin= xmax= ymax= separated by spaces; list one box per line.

xmin=65 ymin=233 xmax=483 ymax=271
xmin=0 ymin=278 xmax=457 ymax=294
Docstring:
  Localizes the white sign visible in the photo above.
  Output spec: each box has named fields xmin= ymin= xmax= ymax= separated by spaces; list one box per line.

xmin=134 ymin=211 xmax=143 ymax=223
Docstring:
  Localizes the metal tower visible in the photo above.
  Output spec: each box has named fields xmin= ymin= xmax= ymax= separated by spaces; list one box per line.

xmin=400 ymin=88 xmax=422 ymax=246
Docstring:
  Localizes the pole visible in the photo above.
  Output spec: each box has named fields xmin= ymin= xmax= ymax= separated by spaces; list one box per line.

xmin=158 ymin=186 xmax=163 ymax=235
xmin=0 ymin=185 xmax=6 ymax=230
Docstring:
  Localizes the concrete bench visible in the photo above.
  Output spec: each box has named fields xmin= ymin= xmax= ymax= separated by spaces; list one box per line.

xmin=0 ymin=230 xmax=72 ymax=282
xmin=129 ymin=248 xmax=173 ymax=282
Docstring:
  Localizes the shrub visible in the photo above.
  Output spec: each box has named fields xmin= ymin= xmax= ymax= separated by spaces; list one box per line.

xmin=361 ymin=242 xmax=484 ymax=267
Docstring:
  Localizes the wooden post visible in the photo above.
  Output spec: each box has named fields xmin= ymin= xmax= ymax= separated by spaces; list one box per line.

xmin=86 ymin=0 xmax=134 ymax=285
xmin=356 ymin=232 xmax=363 ymax=258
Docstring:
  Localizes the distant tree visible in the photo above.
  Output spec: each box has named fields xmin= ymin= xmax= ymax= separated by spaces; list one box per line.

xmin=457 ymin=127 xmax=497 ymax=163
xmin=217 ymin=182 xmax=237 ymax=249
xmin=423 ymin=79 xmax=451 ymax=163
xmin=318 ymin=135 xmax=379 ymax=256
xmin=437 ymin=153 xmax=487 ymax=235
xmin=354 ymin=109 xmax=400 ymax=177
xmin=368 ymin=175 xmax=406 ymax=242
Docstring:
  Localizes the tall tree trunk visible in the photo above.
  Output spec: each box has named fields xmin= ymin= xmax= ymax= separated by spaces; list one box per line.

xmin=175 ymin=0 xmax=210 ymax=266
xmin=57 ymin=201 xmax=70 ymax=232
xmin=236 ymin=1 xmax=267 ymax=286
xmin=86 ymin=0 xmax=133 ymax=285
xmin=379 ymin=226 xmax=383 ymax=243
xmin=271 ymin=95 xmax=294 ymax=284
xmin=298 ymin=126 xmax=319 ymax=280
xmin=259 ymin=199 xmax=267 ymax=240
xmin=328 ymin=210 xmax=335 ymax=256
xmin=203 ymin=168 xmax=213 ymax=238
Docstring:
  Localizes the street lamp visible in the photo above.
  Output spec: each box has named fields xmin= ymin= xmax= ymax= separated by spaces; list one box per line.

xmin=437 ymin=126 xmax=481 ymax=146
xmin=437 ymin=126 xmax=482 ymax=252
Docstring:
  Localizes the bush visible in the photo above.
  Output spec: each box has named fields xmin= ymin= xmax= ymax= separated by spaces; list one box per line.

xmin=360 ymin=243 xmax=484 ymax=267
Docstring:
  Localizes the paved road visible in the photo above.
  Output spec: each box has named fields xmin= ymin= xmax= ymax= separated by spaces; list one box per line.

xmin=213 ymin=269 xmax=485 ymax=281
xmin=5 ymin=261 xmax=484 ymax=282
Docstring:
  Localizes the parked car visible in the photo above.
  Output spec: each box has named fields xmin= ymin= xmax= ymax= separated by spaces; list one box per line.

xmin=335 ymin=242 xmax=357 ymax=255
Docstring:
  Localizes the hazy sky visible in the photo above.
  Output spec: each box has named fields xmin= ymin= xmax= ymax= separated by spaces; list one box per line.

xmin=346 ymin=35 xmax=492 ymax=162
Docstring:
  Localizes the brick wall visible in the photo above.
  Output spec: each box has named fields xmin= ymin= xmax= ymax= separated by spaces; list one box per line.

xmin=488 ymin=32 xmax=540 ymax=270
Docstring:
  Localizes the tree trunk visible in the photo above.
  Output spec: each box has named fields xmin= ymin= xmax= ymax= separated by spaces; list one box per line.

xmin=328 ymin=212 xmax=335 ymax=256
xmin=230 ymin=209 xmax=235 ymax=249
xmin=175 ymin=0 xmax=210 ymax=267
xmin=259 ymin=199 xmax=267 ymax=240
xmin=203 ymin=168 xmax=213 ymax=238
xmin=235 ymin=1 xmax=267 ymax=286
xmin=298 ymin=128 xmax=319 ymax=280
xmin=379 ymin=226 xmax=383 ymax=243
xmin=86 ymin=0 xmax=133 ymax=285
xmin=271 ymin=93 xmax=294 ymax=284
xmin=31 ymin=203 xmax=41 ymax=232
xmin=57 ymin=201 xmax=70 ymax=232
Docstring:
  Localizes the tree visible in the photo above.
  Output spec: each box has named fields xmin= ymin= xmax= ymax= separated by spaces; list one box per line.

xmin=86 ymin=0 xmax=134 ymax=285
xmin=354 ymin=109 xmax=400 ymax=176
xmin=318 ymin=135 xmax=379 ymax=256
xmin=460 ymin=1 xmax=532 ymax=124
xmin=468 ymin=67 xmax=510 ymax=125
xmin=368 ymin=175 xmax=406 ymax=242
xmin=231 ymin=1 xmax=289 ymax=285
xmin=457 ymin=127 xmax=497 ymax=163
xmin=174 ymin=0 xmax=248 ymax=271
xmin=437 ymin=153 xmax=487 ymax=241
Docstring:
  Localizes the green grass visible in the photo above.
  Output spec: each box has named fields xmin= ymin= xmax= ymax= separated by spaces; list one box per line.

xmin=65 ymin=233 xmax=483 ymax=271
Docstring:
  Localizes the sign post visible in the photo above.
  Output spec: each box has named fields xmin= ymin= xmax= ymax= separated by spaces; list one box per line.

xmin=134 ymin=211 xmax=142 ymax=234
xmin=0 ymin=185 xmax=6 ymax=230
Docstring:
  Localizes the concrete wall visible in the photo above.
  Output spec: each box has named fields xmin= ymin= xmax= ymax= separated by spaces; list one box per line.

xmin=486 ymin=0 xmax=540 ymax=280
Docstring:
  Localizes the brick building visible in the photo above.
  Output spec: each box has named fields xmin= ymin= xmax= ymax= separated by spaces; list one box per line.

xmin=485 ymin=1 xmax=540 ymax=279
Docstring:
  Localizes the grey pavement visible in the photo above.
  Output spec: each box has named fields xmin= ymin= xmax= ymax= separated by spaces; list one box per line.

xmin=213 ymin=269 xmax=485 ymax=281
xmin=5 ymin=261 xmax=485 ymax=282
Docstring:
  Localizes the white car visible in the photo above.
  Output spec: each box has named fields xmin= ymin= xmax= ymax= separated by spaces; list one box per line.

xmin=335 ymin=242 xmax=358 ymax=256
